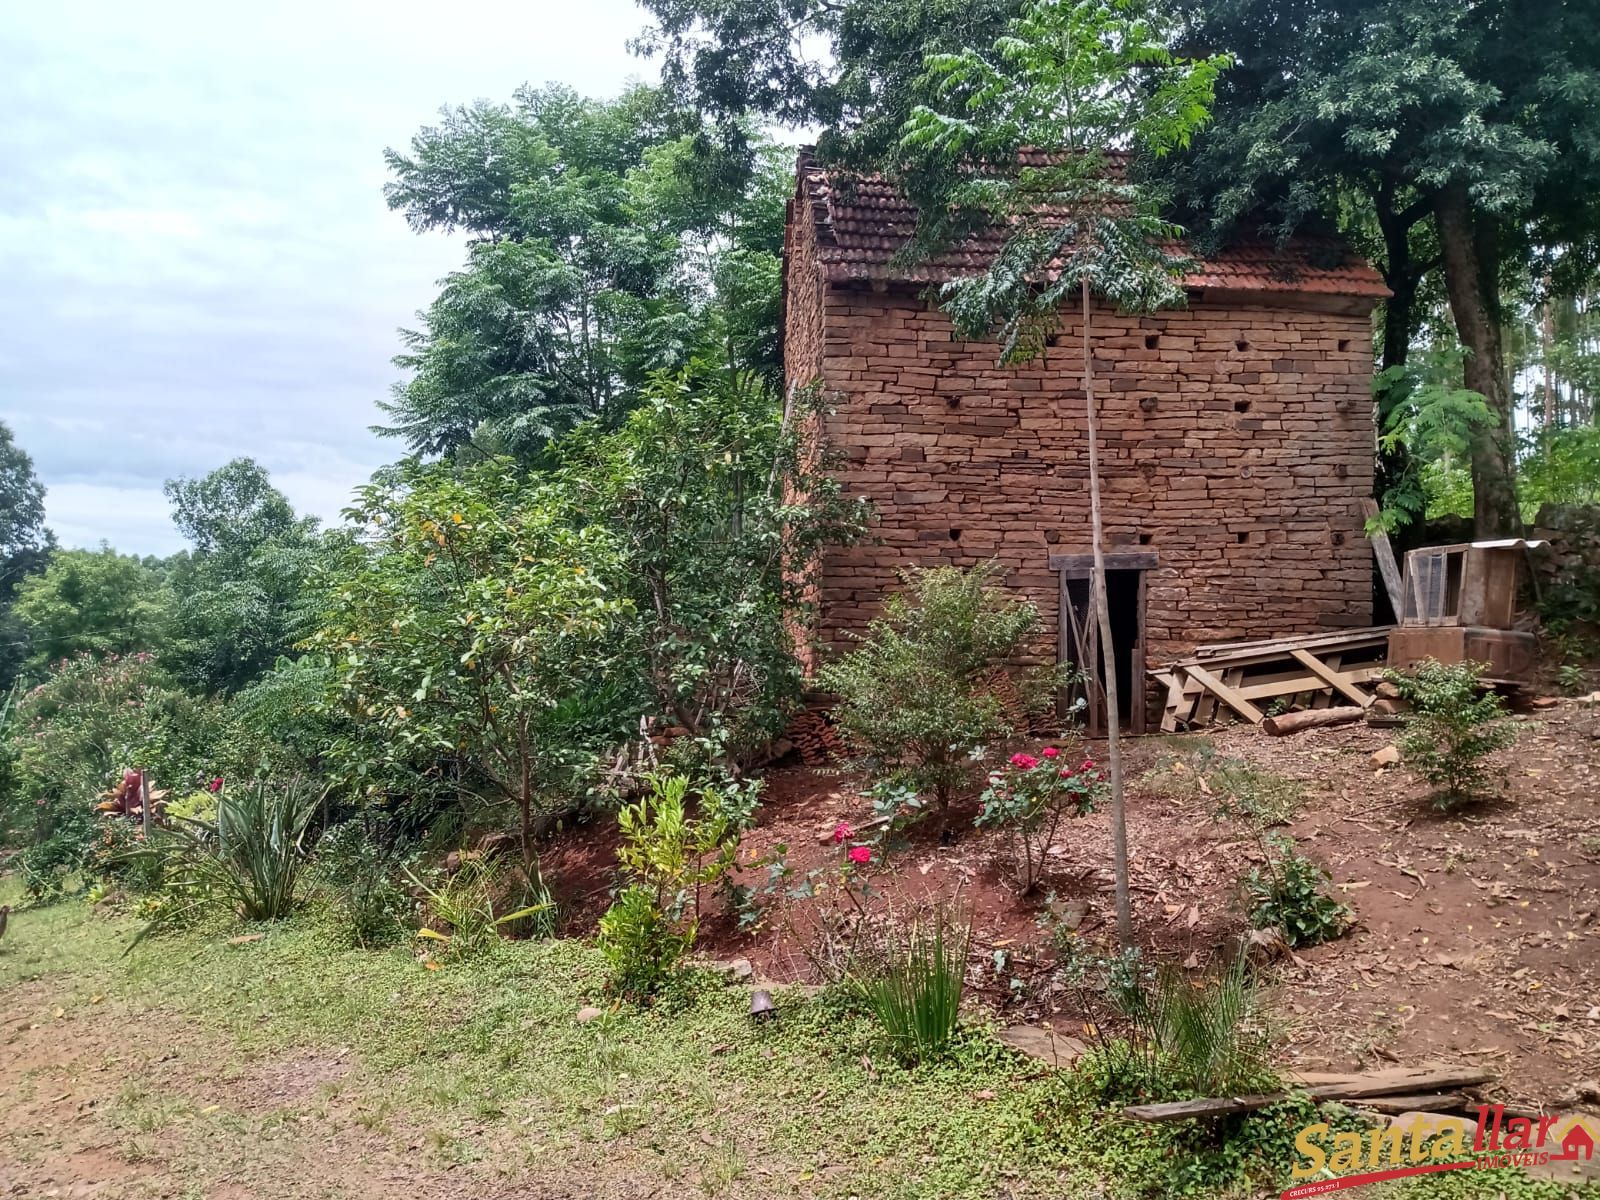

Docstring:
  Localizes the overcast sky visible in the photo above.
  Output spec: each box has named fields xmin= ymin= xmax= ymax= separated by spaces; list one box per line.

xmin=1 ymin=0 xmax=656 ymax=555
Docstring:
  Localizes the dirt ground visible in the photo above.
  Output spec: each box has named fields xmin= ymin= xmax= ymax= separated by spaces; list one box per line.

xmin=551 ymin=696 xmax=1600 ymax=1108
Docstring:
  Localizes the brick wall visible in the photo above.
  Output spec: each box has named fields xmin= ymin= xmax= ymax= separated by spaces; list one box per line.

xmin=794 ymin=282 xmax=1377 ymax=673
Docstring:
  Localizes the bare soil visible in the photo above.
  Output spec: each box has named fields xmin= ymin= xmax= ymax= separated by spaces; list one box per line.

xmin=646 ymin=699 xmax=1600 ymax=1107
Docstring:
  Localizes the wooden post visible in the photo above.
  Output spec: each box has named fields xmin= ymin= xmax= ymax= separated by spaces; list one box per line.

xmin=139 ymin=771 xmax=151 ymax=838
xmin=1360 ymin=499 xmax=1405 ymax=620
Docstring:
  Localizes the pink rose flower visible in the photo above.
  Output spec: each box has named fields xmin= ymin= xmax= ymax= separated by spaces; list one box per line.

xmin=833 ymin=821 xmax=853 ymax=843
xmin=1009 ymin=752 xmax=1039 ymax=770
xmin=848 ymin=845 xmax=872 ymax=866
xmin=1041 ymin=747 xmax=1060 ymax=759
xmin=1080 ymin=758 xmax=1095 ymax=772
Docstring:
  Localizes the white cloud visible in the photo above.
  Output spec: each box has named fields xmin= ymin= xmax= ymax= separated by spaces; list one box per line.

xmin=0 ymin=0 xmax=657 ymax=554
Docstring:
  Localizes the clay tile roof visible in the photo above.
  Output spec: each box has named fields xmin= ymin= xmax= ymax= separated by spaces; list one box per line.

xmin=796 ymin=148 xmax=1390 ymax=300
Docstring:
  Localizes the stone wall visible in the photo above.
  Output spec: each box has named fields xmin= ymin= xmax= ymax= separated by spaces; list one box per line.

xmin=794 ymin=282 xmax=1378 ymax=673
xmin=1530 ymin=504 xmax=1600 ymax=613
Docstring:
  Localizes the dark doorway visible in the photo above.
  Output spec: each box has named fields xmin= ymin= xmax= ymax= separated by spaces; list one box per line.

xmin=1052 ymin=552 xmax=1153 ymax=736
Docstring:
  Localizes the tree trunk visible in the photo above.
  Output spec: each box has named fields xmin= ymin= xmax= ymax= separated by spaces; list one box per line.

xmin=1081 ymin=280 xmax=1132 ymax=949
xmin=1434 ymin=182 xmax=1521 ymax=537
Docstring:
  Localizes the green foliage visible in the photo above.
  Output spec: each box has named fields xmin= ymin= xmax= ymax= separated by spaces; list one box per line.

xmin=1371 ymin=350 xmax=1499 ymax=534
xmin=615 ymin=772 xmax=757 ymax=922
xmin=12 ymin=547 xmax=169 ymax=678
xmin=1244 ymin=836 xmax=1351 ymax=948
xmin=1519 ymin=426 xmax=1600 ymax=514
xmin=125 ymin=781 xmax=322 ymax=940
xmin=315 ymin=818 xmax=417 ymax=949
xmin=852 ymin=908 xmax=971 ymax=1062
xmin=3 ymin=653 xmax=219 ymax=899
xmin=411 ymin=855 xmax=554 ymax=960
xmin=896 ymin=0 xmax=1231 ymax=361
xmin=976 ymin=744 xmax=1104 ymax=891
xmin=556 ymin=376 xmax=867 ymax=766
xmin=0 ymin=420 xmax=52 ymax=689
xmin=310 ymin=459 xmax=632 ymax=853
xmin=1104 ymin=954 xmax=1277 ymax=1101
xmin=1387 ymin=660 xmax=1516 ymax=808
xmin=597 ymin=883 xmax=696 ymax=1001
xmin=162 ymin=458 xmax=326 ymax=695
xmin=379 ymin=84 xmax=788 ymax=461
xmin=821 ymin=563 xmax=1055 ymax=809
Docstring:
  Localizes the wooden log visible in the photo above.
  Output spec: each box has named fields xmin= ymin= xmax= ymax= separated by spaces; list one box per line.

xmin=1122 ymin=1065 xmax=1494 ymax=1123
xmin=1351 ymin=1092 xmax=1474 ymax=1115
xmin=1260 ymin=705 xmax=1365 ymax=736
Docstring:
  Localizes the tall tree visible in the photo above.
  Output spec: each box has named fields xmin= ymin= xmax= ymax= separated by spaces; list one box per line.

xmin=899 ymin=0 xmax=1228 ymax=946
xmin=162 ymin=459 xmax=322 ymax=695
xmin=0 ymin=421 xmax=54 ymax=687
xmin=1174 ymin=0 xmax=1600 ymax=535
xmin=634 ymin=0 xmax=1022 ymax=169
xmin=380 ymin=84 xmax=787 ymax=460
xmin=12 ymin=547 xmax=168 ymax=675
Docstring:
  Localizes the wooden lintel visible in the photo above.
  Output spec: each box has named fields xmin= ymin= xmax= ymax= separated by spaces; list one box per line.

xmin=1049 ymin=551 xmax=1158 ymax=577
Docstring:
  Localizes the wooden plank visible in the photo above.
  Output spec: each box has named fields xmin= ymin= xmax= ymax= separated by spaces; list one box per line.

xmin=1049 ymin=551 xmax=1159 ymax=576
xmin=1184 ymin=664 xmax=1266 ymax=724
xmin=1361 ymin=499 xmax=1405 ymax=618
xmin=1291 ymin=648 xmax=1376 ymax=708
xmin=1122 ymin=1066 xmax=1494 ymax=1123
xmin=1191 ymin=626 xmax=1396 ymax=660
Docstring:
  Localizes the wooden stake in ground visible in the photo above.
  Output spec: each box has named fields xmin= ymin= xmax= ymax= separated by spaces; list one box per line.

xmin=1082 ymin=278 xmax=1132 ymax=949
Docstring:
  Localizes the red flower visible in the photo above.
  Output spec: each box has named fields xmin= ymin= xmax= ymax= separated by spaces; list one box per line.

xmin=209 ymin=777 xmax=224 ymax=793
xmin=833 ymin=821 xmax=853 ymax=843
xmin=1041 ymin=747 xmax=1060 ymax=759
xmin=848 ymin=845 xmax=872 ymax=866
xmin=1059 ymin=767 xmax=1073 ymax=779
xmin=1009 ymin=752 xmax=1039 ymax=770
xmin=1080 ymin=758 xmax=1095 ymax=772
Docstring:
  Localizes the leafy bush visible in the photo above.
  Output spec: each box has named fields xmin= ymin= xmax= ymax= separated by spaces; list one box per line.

xmin=597 ymin=884 xmax=696 ymax=1001
xmin=126 ymin=781 xmax=322 ymax=940
xmin=616 ymin=772 xmax=757 ymax=922
xmin=1243 ymin=836 xmax=1350 ymax=948
xmin=1386 ymin=660 xmax=1515 ymax=808
xmin=1104 ymin=955 xmax=1276 ymax=1101
xmin=977 ymin=745 xmax=1104 ymax=891
xmin=852 ymin=907 xmax=971 ymax=1062
xmin=411 ymin=854 xmax=554 ymax=960
xmin=820 ymin=563 xmax=1057 ymax=810
xmin=316 ymin=818 xmax=417 ymax=949
xmin=3 ymin=653 xmax=221 ymax=899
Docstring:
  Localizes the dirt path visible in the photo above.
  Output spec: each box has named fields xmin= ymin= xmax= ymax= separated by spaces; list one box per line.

xmin=0 ymin=977 xmax=763 ymax=1200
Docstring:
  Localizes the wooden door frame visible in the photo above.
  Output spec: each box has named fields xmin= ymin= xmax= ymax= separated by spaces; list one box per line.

xmin=1051 ymin=552 xmax=1155 ymax=736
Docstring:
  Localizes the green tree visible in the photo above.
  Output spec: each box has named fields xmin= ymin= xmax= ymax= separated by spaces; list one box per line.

xmin=897 ymin=0 xmax=1229 ymax=944
xmin=161 ymin=459 xmax=323 ymax=695
xmin=309 ymin=461 xmax=632 ymax=862
xmin=13 ymin=547 xmax=168 ymax=676
xmin=0 ymin=420 xmax=54 ymax=687
xmin=1174 ymin=0 xmax=1600 ymax=535
xmin=380 ymin=85 xmax=786 ymax=460
xmin=556 ymin=374 xmax=866 ymax=768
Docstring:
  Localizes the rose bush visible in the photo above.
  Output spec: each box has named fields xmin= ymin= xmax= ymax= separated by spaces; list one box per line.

xmin=977 ymin=744 xmax=1105 ymax=891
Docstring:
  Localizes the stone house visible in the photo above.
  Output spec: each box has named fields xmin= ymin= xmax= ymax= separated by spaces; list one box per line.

xmin=782 ymin=150 xmax=1391 ymax=729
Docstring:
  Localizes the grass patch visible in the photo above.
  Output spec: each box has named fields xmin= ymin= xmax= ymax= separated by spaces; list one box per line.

xmin=0 ymin=881 xmax=1588 ymax=1199
xmin=1140 ymin=744 xmax=1305 ymax=828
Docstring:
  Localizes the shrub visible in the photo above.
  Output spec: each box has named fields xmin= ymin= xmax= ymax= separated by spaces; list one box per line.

xmin=317 ymin=819 xmax=417 ymax=949
xmin=1243 ymin=836 xmax=1350 ymax=948
xmin=615 ymin=772 xmax=758 ymax=922
xmin=852 ymin=907 xmax=971 ymax=1062
xmin=1106 ymin=954 xmax=1277 ymax=1101
xmin=820 ymin=563 xmax=1058 ymax=811
xmin=976 ymin=745 xmax=1105 ymax=891
xmin=1386 ymin=660 xmax=1515 ymax=808
xmin=597 ymin=884 xmax=696 ymax=1001
xmin=411 ymin=855 xmax=553 ymax=960
xmin=125 ymin=780 xmax=322 ymax=941
xmin=1143 ymin=743 xmax=1304 ymax=828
